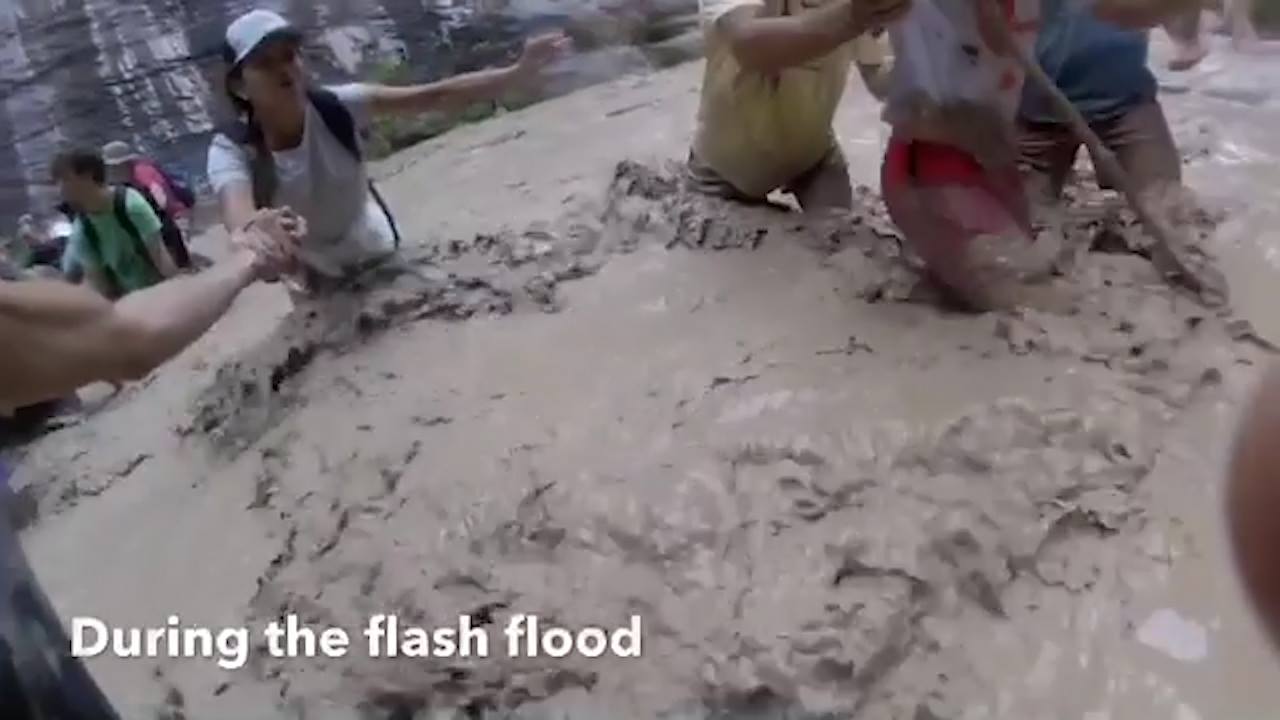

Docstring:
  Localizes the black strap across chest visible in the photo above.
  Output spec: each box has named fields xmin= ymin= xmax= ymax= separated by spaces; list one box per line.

xmin=222 ymin=88 xmax=401 ymax=248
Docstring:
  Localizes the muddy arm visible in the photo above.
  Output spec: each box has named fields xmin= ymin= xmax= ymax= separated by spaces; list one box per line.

xmin=217 ymin=181 xmax=258 ymax=234
xmin=365 ymin=67 xmax=523 ymax=115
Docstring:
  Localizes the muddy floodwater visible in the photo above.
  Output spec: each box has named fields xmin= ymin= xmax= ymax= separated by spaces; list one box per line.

xmin=11 ymin=33 xmax=1280 ymax=720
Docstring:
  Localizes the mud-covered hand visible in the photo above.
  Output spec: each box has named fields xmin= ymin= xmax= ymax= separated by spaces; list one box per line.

xmin=233 ymin=207 xmax=307 ymax=282
xmin=513 ymin=33 xmax=572 ymax=81
xmin=852 ymin=0 xmax=913 ymax=34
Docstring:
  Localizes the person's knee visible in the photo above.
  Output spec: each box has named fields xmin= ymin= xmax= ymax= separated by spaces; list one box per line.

xmin=1137 ymin=180 xmax=1198 ymax=227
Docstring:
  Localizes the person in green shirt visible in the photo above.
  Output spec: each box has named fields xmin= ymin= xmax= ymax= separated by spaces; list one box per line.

xmin=53 ymin=148 xmax=179 ymax=298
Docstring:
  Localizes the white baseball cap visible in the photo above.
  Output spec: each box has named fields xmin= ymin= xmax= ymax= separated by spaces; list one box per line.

xmin=102 ymin=140 xmax=138 ymax=167
xmin=224 ymin=9 xmax=302 ymax=67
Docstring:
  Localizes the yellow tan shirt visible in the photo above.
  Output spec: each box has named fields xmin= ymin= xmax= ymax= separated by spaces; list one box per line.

xmin=692 ymin=0 xmax=886 ymax=198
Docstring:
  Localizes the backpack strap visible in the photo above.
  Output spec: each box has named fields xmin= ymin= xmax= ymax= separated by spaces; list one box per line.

xmin=125 ymin=180 xmax=190 ymax=269
xmin=113 ymin=187 xmax=142 ymax=244
xmin=367 ymin=182 xmax=402 ymax=251
xmin=112 ymin=187 xmax=162 ymax=281
xmin=124 ymin=181 xmax=175 ymax=232
xmin=224 ymin=89 xmax=403 ymax=249
xmin=308 ymin=88 xmax=361 ymax=159
xmin=308 ymin=88 xmax=403 ymax=250
xmin=77 ymin=208 xmax=121 ymax=298
xmin=152 ymin=162 xmax=196 ymax=207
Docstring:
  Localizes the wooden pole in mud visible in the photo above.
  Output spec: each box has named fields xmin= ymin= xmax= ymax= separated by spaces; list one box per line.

xmin=993 ymin=9 xmax=1229 ymax=307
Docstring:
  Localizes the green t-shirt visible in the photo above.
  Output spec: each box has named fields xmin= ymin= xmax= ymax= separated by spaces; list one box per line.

xmin=67 ymin=187 xmax=164 ymax=295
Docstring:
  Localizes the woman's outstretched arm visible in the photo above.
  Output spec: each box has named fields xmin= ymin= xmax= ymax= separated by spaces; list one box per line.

xmin=365 ymin=34 xmax=570 ymax=116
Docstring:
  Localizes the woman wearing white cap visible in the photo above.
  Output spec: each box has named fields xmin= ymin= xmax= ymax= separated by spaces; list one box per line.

xmin=208 ymin=8 xmax=568 ymax=297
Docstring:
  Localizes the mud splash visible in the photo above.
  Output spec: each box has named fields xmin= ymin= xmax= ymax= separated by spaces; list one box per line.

xmin=186 ymin=226 xmax=611 ymax=459
xmin=184 ymin=160 xmax=805 ymax=460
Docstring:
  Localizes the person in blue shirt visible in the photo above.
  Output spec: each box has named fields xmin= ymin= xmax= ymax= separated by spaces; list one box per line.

xmin=1018 ymin=0 xmax=1184 ymax=211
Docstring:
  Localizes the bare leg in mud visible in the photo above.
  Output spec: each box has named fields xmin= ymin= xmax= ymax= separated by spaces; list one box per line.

xmin=1019 ymin=99 xmax=1201 ymax=275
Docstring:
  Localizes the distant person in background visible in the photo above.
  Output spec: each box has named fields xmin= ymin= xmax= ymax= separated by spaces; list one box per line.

xmin=686 ymin=0 xmax=908 ymax=215
xmin=1166 ymin=0 xmax=1261 ymax=70
xmin=102 ymin=140 xmax=197 ymax=270
xmin=13 ymin=215 xmax=39 ymax=266
xmin=15 ymin=213 xmax=67 ymax=276
xmin=209 ymin=9 xmax=569 ymax=300
xmin=0 ymin=237 xmax=28 ymax=282
xmin=0 ymin=235 xmax=83 ymax=445
xmin=1165 ymin=4 xmax=1210 ymax=69
xmin=52 ymin=204 xmax=84 ymax=283
xmin=54 ymin=148 xmax=179 ymax=299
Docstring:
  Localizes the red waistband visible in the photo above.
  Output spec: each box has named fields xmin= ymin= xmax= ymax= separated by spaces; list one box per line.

xmin=884 ymin=138 xmax=990 ymax=187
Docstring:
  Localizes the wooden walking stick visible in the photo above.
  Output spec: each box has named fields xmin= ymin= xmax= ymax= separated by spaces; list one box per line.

xmin=994 ymin=5 xmax=1229 ymax=307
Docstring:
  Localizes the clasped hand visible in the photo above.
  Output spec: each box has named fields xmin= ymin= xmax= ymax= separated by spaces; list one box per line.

xmin=232 ymin=207 xmax=308 ymax=281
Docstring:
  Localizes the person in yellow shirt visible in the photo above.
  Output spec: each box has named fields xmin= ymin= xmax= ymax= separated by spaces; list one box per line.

xmin=686 ymin=0 xmax=907 ymax=214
